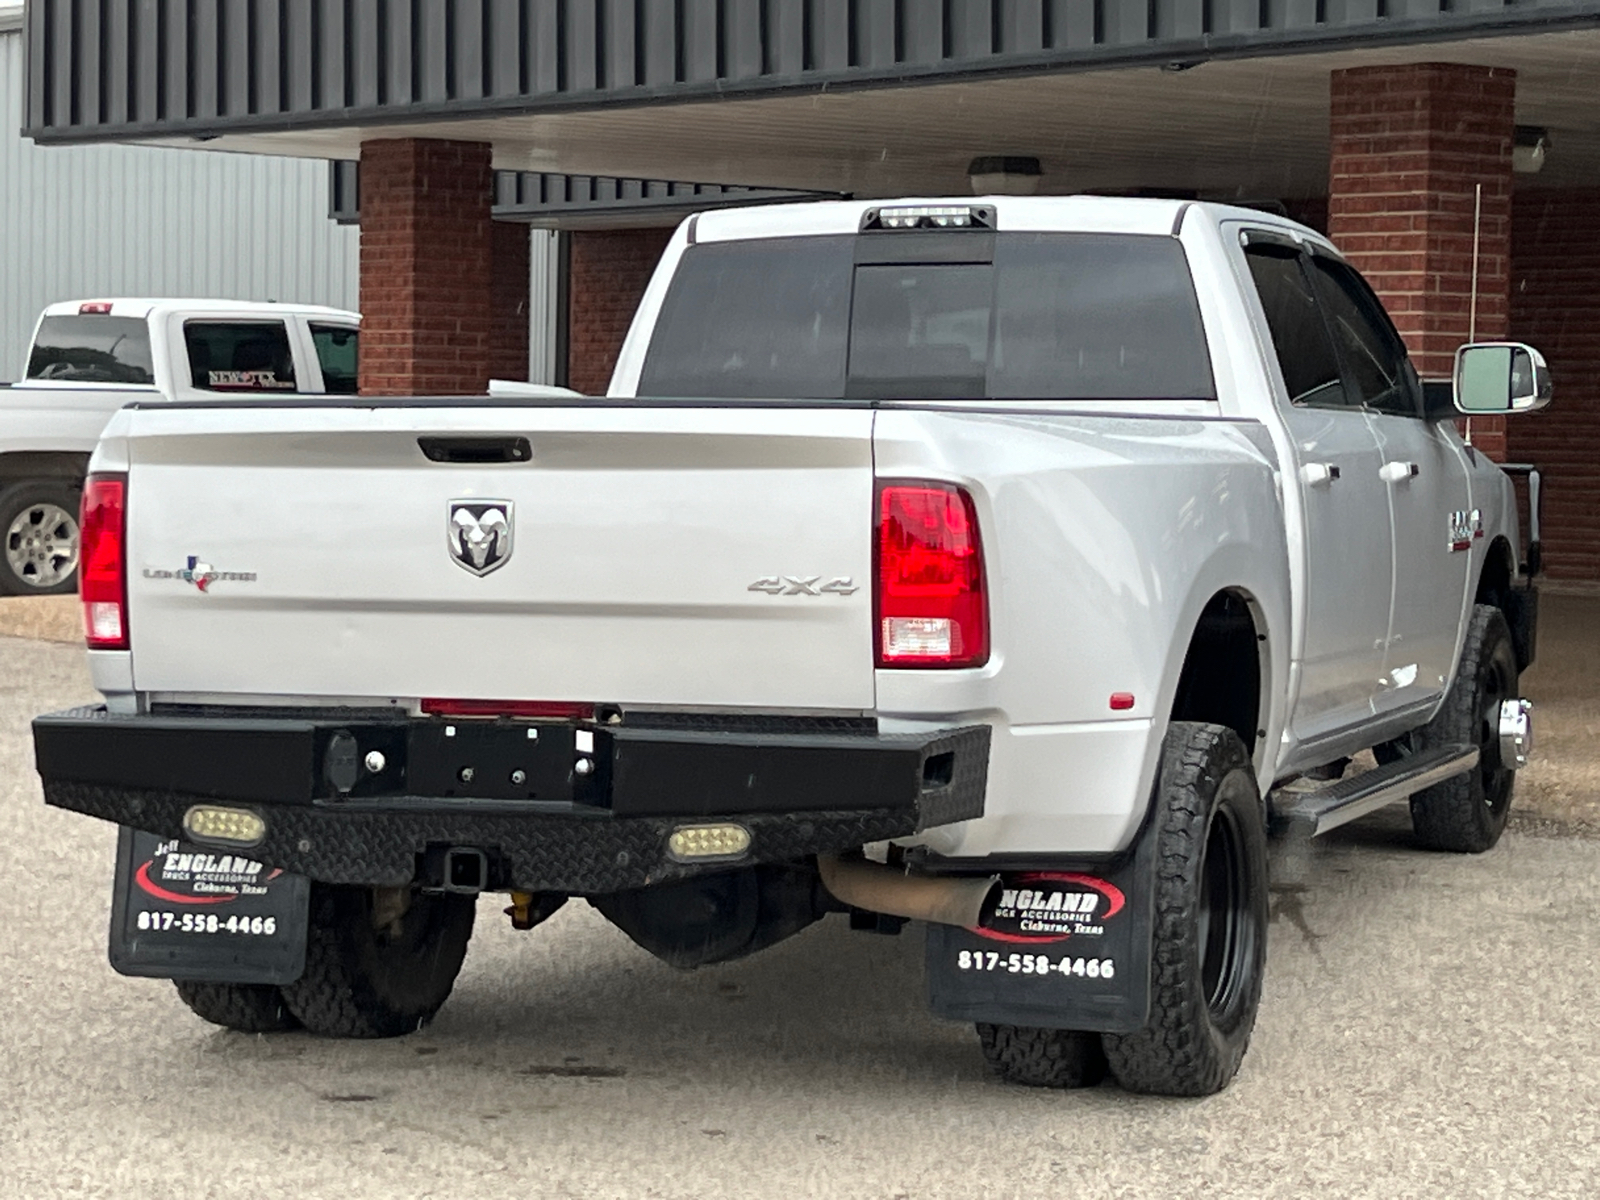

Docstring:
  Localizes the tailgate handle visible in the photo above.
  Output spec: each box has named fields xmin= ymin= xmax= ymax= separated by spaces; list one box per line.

xmin=418 ymin=436 xmax=532 ymax=464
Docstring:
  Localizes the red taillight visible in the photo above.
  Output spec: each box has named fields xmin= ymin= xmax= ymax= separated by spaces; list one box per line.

xmin=80 ymin=474 xmax=128 ymax=650
xmin=875 ymin=481 xmax=988 ymax=669
xmin=421 ymin=699 xmax=596 ymax=720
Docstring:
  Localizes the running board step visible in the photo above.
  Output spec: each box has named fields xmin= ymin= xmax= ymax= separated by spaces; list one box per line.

xmin=1270 ymin=745 xmax=1479 ymax=837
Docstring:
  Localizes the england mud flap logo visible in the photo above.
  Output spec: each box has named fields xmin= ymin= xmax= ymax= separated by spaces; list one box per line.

xmin=974 ymin=872 xmax=1126 ymax=944
xmin=132 ymin=839 xmax=282 ymax=906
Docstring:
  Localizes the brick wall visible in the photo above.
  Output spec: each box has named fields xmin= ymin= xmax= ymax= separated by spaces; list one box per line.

xmin=488 ymin=221 xmax=531 ymax=384
xmin=1507 ymin=188 xmax=1600 ymax=583
xmin=358 ymin=138 xmax=493 ymax=396
xmin=567 ymin=228 xmax=674 ymax=395
xmin=1329 ymin=63 xmax=1516 ymax=460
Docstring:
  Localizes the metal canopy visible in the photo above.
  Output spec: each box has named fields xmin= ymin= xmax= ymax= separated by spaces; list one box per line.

xmin=24 ymin=0 xmax=1600 ymax=145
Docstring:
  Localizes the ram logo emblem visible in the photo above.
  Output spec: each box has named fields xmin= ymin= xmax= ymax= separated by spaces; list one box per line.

xmin=448 ymin=501 xmax=514 ymax=576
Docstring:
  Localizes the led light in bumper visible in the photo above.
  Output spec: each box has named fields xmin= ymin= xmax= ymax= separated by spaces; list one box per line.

xmin=182 ymin=805 xmax=267 ymax=847
xmin=666 ymin=823 xmax=752 ymax=863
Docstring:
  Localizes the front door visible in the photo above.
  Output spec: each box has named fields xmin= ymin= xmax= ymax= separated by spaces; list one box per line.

xmin=1305 ymin=255 xmax=1473 ymax=711
xmin=1243 ymin=239 xmax=1394 ymax=744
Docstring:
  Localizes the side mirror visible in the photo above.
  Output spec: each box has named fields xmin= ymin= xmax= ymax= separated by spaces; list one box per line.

xmin=1453 ymin=343 xmax=1552 ymax=415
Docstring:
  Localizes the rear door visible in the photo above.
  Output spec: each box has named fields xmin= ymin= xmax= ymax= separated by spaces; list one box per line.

xmin=123 ymin=404 xmax=876 ymax=711
xmin=1242 ymin=238 xmax=1393 ymax=742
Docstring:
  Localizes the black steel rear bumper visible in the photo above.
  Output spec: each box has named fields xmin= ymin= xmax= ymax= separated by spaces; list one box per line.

xmin=34 ymin=707 xmax=988 ymax=894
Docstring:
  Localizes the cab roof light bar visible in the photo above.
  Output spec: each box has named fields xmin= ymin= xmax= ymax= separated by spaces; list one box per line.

xmin=861 ymin=205 xmax=995 ymax=232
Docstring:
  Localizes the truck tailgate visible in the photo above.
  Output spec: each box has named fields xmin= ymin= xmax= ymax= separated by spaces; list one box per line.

xmin=122 ymin=404 xmax=875 ymax=710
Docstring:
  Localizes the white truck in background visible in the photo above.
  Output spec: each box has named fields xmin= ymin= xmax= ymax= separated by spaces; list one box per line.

xmin=0 ymin=298 xmax=360 ymax=594
xmin=35 ymin=197 xmax=1551 ymax=1097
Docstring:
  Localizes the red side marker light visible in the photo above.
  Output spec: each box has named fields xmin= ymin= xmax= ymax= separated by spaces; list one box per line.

xmin=80 ymin=474 xmax=129 ymax=650
xmin=1109 ymin=693 xmax=1136 ymax=711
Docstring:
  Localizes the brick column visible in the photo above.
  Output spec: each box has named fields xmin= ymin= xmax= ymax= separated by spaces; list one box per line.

xmin=358 ymin=138 xmax=493 ymax=396
xmin=487 ymin=222 xmax=532 ymax=383
xmin=567 ymin=228 xmax=674 ymax=395
xmin=1329 ymin=64 xmax=1516 ymax=459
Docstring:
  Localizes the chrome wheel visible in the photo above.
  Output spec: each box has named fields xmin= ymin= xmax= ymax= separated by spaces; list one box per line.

xmin=5 ymin=502 xmax=79 ymax=590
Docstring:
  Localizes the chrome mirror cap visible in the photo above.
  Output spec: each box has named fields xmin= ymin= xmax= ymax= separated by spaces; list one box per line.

xmin=1453 ymin=342 xmax=1553 ymax=415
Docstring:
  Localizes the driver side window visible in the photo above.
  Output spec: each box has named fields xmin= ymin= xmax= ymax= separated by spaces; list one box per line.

xmin=1307 ymin=256 xmax=1422 ymax=419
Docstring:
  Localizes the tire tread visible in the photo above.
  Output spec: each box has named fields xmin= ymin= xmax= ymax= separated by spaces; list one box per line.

xmin=1102 ymin=721 xmax=1267 ymax=1097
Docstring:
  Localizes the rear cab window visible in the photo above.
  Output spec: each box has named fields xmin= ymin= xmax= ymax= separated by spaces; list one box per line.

xmin=637 ymin=231 xmax=1215 ymax=402
xmin=26 ymin=316 xmax=155 ymax=385
xmin=183 ymin=321 xmax=298 ymax=393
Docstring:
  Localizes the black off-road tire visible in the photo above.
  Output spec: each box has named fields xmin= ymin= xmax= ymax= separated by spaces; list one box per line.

xmin=173 ymin=980 xmax=301 ymax=1033
xmin=1406 ymin=605 xmax=1519 ymax=854
xmin=977 ymin=1023 xmax=1108 ymax=1088
xmin=280 ymin=886 xmax=476 ymax=1038
xmin=0 ymin=481 xmax=82 ymax=595
xmin=1102 ymin=722 xmax=1268 ymax=1097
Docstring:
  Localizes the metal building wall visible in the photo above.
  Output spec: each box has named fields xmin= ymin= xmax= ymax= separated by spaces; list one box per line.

xmin=0 ymin=24 xmax=359 ymax=380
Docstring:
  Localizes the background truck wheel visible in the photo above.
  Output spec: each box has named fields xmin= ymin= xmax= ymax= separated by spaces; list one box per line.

xmin=0 ymin=481 xmax=82 ymax=595
xmin=977 ymin=1023 xmax=1107 ymax=1088
xmin=280 ymin=885 xmax=476 ymax=1038
xmin=173 ymin=980 xmax=301 ymax=1033
xmin=1102 ymin=722 xmax=1268 ymax=1097
xmin=1405 ymin=604 xmax=1519 ymax=853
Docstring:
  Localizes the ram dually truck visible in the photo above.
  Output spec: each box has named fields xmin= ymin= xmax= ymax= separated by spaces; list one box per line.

xmin=0 ymin=298 xmax=360 ymax=594
xmin=34 ymin=198 xmax=1548 ymax=1096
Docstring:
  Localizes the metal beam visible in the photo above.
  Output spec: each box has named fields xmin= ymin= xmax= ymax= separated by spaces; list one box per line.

xmin=327 ymin=160 xmax=840 ymax=228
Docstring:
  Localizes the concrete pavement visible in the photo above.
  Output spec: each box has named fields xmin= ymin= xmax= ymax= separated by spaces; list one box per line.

xmin=2 ymin=635 xmax=1597 ymax=1199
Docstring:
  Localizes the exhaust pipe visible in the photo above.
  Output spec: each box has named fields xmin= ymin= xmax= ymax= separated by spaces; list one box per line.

xmin=817 ymin=854 xmax=998 ymax=929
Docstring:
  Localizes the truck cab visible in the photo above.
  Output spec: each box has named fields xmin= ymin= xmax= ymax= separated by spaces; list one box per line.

xmin=1 ymin=297 xmax=359 ymax=594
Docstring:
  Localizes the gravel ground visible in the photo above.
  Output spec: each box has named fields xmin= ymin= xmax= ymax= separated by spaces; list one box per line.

xmin=1513 ymin=591 xmax=1600 ymax=834
xmin=2 ymin=636 xmax=1598 ymax=1198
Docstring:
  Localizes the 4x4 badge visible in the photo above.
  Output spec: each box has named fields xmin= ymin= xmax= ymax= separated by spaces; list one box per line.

xmin=448 ymin=501 xmax=513 ymax=576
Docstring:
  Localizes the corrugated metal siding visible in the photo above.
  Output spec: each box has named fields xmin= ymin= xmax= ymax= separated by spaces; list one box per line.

xmin=25 ymin=0 xmax=1600 ymax=142
xmin=0 ymin=27 xmax=359 ymax=380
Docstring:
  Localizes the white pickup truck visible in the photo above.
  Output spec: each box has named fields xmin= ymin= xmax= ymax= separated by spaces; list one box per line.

xmin=35 ymin=198 xmax=1547 ymax=1097
xmin=0 ymin=298 xmax=360 ymax=594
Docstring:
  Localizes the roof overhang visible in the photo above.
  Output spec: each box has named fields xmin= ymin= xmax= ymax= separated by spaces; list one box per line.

xmin=22 ymin=2 xmax=1600 ymax=197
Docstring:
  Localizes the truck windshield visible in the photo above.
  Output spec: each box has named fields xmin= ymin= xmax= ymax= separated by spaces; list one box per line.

xmin=638 ymin=232 xmax=1215 ymax=401
xmin=26 ymin=316 xmax=155 ymax=385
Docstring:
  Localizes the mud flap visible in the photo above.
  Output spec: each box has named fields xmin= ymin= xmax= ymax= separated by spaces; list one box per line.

xmin=108 ymin=827 xmax=309 ymax=986
xmin=925 ymin=823 xmax=1157 ymax=1033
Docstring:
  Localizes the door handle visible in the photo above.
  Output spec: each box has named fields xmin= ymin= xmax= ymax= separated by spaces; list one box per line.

xmin=1380 ymin=460 xmax=1420 ymax=483
xmin=1301 ymin=462 xmax=1341 ymax=486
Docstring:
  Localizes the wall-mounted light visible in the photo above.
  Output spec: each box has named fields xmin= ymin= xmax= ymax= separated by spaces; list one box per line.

xmin=1513 ymin=126 xmax=1550 ymax=175
xmin=968 ymin=156 xmax=1042 ymax=196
